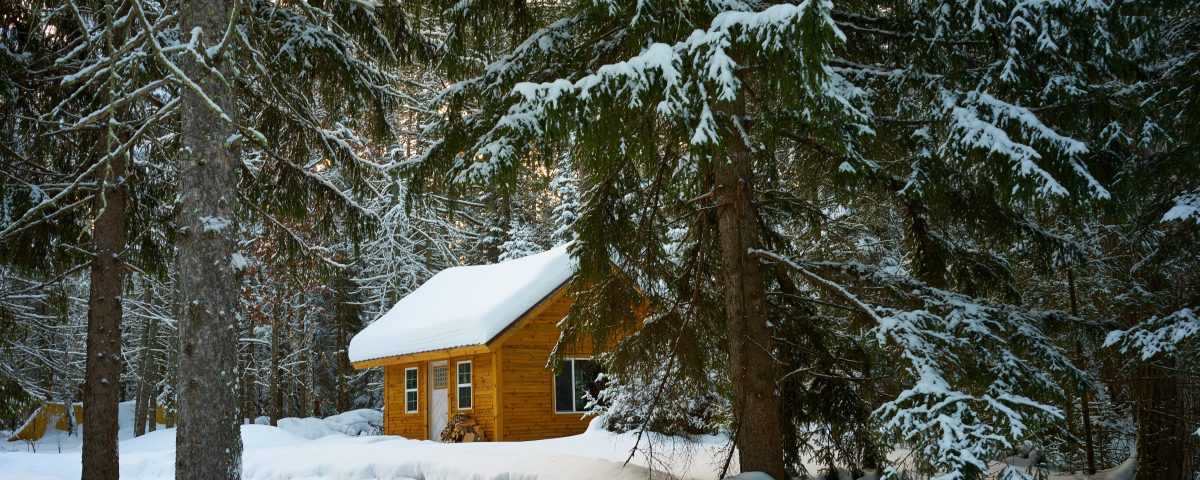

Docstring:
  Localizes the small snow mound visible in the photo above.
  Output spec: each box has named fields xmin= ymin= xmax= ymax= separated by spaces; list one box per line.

xmin=271 ymin=411 xmax=382 ymax=440
xmin=119 ymin=428 xmax=176 ymax=452
xmin=322 ymin=409 xmax=383 ymax=436
xmin=724 ymin=473 xmax=775 ymax=480
xmin=241 ymin=424 xmax=311 ymax=447
xmin=274 ymin=417 xmax=345 ymax=440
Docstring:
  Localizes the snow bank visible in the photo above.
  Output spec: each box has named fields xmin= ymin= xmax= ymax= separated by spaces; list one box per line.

xmin=3 ymin=404 xmax=1136 ymax=480
xmin=247 ymin=410 xmax=381 ymax=440
xmin=1 ymin=417 xmax=732 ymax=480
xmin=348 ymin=245 xmax=576 ymax=362
xmin=320 ymin=409 xmax=383 ymax=436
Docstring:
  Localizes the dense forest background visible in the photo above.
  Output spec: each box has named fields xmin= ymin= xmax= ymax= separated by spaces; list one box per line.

xmin=1 ymin=0 xmax=1197 ymax=479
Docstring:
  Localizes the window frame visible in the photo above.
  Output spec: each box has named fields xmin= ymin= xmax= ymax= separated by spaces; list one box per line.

xmin=432 ymin=365 xmax=448 ymax=389
xmin=553 ymin=357 xmax=595 ymax=414
xmin=456 ymin=360 xmax=473 ymax=410
xmin=404 ymin=367 xmax=419 ymax=414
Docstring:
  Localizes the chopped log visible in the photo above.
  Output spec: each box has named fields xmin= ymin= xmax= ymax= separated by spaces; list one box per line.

xmin=439 ymin=413 xmax=487 ymax=443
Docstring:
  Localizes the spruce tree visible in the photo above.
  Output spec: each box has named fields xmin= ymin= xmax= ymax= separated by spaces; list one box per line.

xmin=408 ymin=0 xmax=1142 ymax=477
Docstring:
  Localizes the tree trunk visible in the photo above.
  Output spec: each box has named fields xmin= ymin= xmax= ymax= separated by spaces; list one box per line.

xmin=145 ymin=310 xmax=163 ymax=433
xmin=133 ymin=312 xmax=155 ymax=438
xmin=297 ymin=317 xmax=313 ymax=418
xmin=335 ymin=297 xmax=350 ymax=413
xmin=712 ymin=103 xmax=785 ymax=479
xmin=269 ymin=318 xmax=283 ymax=426
xmin=81 ymin=21 xmax=129 ymax=473
xmin=147 ymin=386 xmax=159 ymax=432
xmin=1132 ymin=359 xmax=1194 ymax=480
xmin=1066 ymin=268 xmax=1096 ymax=475
xmin=175 ymin=0 xmax=242 ymax=478
xmin=242 ymin=318 xmax=256 ymax=424
xmin=133 ymin=283 xmax=159 ymax=438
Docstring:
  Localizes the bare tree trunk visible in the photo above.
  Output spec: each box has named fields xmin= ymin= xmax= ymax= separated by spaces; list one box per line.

xmin=242 ymin=319 xmax=256 ymax=424
xmin=133 ymin=312 xmax=155 ymax=437
xmin=269 ymin=318 xmax=283 ymax=426
xmin=712 ymin=103 xmax=785 ymax=479
xmin=335 ymin=298 xmax=350 ymax=413
xmin=147 ymin=385 xmax=159 ymax=432
xmin=175 ymin=0 xmax=242 ymax=478
xmin=1132 ymin=359 xmax=1194 ymax=480
xmin=1066 ymin=268 xmax=1096 ymax=475
xmin=81 ymin=4 xmax=129 ymax=471
xmin=133 ymin=282 xmax=158 ymax=437
xmin=297 ymin=317 xmax=312 ymax=418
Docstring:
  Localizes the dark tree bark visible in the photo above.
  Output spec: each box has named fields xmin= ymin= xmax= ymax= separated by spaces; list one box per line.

xmin=333 ymin=272 xmax=359 ymax=413
xmin=1066 ymin=269 xmax=1096 ymax=475
xmin=133 ymin=312 xmax=157 ymax=437
xmin=712 ymin=103 xmax=785 ymax=479
xmin=269 ymin=313 xmax=284 ymax=426
xmin=81 ymin=71 xmax=129 ymax=480
xmin=175 ymin=0 xmax=242 ymax=478
xmin=1132 ymin=359 xmax=1195 ymax=480
xmin=242 ymin=318 xmax=257 ymax=424
xmin=147 ymin=387 xmax=159 ymax=432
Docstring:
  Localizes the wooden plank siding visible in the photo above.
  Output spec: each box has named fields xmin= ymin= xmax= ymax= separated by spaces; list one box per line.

xmin=449 ymin=352 xmax=497 ymax=440
xmin=383 ymin=362 xmax=427 ymax=439
xmin=494 ymin=290 xmax=595 ymax=441
xmin=382 ymin=353 xmax=498 ymax=441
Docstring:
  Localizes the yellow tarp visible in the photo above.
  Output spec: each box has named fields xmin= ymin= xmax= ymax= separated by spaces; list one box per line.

xmin=7 ymin=403 xmax=83 ymax=442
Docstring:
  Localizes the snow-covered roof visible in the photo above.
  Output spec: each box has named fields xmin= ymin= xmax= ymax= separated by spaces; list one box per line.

xmin=348 ymin=245 xmax=576 ymax=363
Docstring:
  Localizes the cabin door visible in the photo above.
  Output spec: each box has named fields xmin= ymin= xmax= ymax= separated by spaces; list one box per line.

xmin=429 ymin=361 xmax=449 ymax=440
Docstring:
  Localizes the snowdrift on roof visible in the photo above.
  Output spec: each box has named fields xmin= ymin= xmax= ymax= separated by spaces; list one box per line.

xmin=348 ymin=245 xmax=576 ymax=363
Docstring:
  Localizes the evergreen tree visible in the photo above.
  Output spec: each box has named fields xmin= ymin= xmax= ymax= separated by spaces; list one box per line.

xmin=407 ymin=0 xmax=1145 ymax=477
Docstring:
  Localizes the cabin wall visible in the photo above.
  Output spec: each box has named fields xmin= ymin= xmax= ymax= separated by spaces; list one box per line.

xmin=383 ymin=362 xmax=427 ymax=439
xmin=383 ymin=353 xmax=497 ymax=441
xmin=447 ymin=352 xmax=497 ymax=440
xmin=497 ymin=291 xmax=594 ymax=441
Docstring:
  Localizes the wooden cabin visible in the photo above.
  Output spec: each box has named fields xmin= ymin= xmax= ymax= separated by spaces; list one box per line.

xmin=348 ymin=246 xmax=612 ymax=442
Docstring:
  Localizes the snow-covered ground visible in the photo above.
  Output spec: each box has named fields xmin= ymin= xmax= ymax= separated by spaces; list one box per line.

xmin=1 ymin=402 xmax=733 ymax=479
xmin=0 ymin=402 xmax=1137 ymax=480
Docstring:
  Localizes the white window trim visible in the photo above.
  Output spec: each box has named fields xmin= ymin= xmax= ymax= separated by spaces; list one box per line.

xmin=404 ymin=367 xmax=419 ymax=414
xmin=456 ymin=360 xmax=473 ymax=411
xmin=554 ymin=357 xmax=593 ymax=414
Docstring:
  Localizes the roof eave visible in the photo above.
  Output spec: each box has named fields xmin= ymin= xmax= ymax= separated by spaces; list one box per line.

xmin=350 ymin=344 xmax=492 ymax=370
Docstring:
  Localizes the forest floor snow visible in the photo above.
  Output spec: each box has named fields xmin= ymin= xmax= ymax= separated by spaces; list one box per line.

xmin=1 ymin=402 xmax=1137 ymax=480
xmin=0 ymin=402 xmax=732 ymax=479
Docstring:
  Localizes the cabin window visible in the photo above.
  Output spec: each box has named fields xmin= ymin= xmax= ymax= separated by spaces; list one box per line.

xmin=404 ymin=367 xmax=418 ymax=413
xmin=433 ymin=365 xmax=448 ymax=388
xmin=554 ymin=358 xmax=603 ymax=413
xmin=457 ymin=361 xmax=473 ymax=410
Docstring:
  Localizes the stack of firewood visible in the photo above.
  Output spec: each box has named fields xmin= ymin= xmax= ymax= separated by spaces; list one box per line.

xmin=439 ymin=413 xmax=488 ymax=442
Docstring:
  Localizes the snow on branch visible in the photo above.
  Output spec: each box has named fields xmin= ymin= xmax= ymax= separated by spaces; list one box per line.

xmin=1162 ymin=189 xmax=1200 ymax=223
xmin=939 ymin=89 xmax=1106 ymax=199
xmin=453 ymin=0 xmax=849 ymax=183
xmin=752 ymin=248 xmax=1074 ymax=479
xmin=1104 ymin=307 xmax=1199 ymax=360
